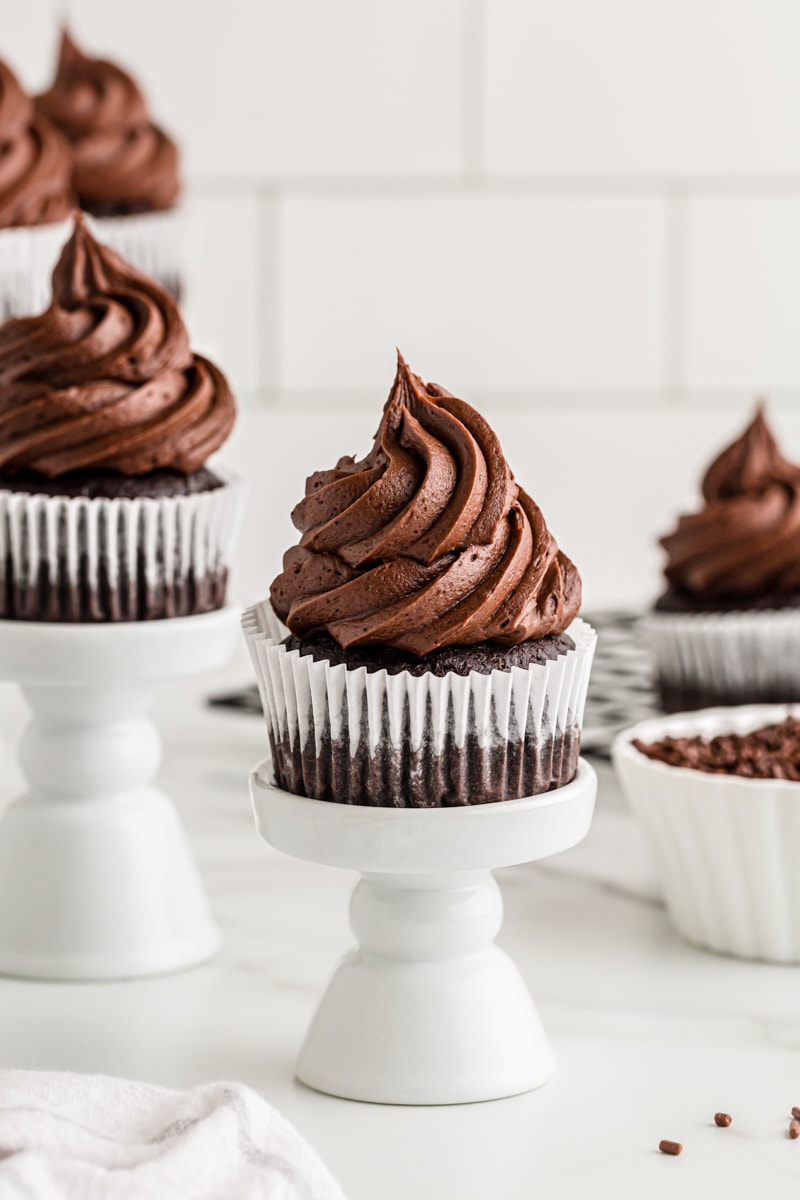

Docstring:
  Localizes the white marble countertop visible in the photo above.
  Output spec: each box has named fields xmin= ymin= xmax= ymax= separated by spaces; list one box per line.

xmin=1 ymin=663 xmax=799 ymax=1200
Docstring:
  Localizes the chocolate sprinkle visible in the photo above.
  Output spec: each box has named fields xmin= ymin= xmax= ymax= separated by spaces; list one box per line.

xmin=633 ymin=717 xmax=800 ymax=780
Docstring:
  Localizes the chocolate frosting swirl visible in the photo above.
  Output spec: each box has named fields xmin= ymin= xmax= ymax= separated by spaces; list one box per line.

xmin=661 ymin=407 xmax=800 ymax=600
xmin=0 ymin=59 xmax=73 ymax=227
xmin=0 ymin=215 xmax=234 ymax=477
xmin=271 ymin=354 xmax=581 ymax=655
xmin=36 ymin=32 xmax=180 ymax=216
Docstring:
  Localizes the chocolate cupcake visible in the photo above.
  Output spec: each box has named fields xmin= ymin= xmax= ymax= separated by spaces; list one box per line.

xmin=36 ymin=31 xmax=183 ymax=297
xmin=0 ymin=214 xmax=238 ymax=622
xmin=0 ymin=58 xmax=73 ymax=318
xmin=648 ymin=406 xmax=800 ymax=711
xmin=244 ymin=353 xmax=595 ymax=808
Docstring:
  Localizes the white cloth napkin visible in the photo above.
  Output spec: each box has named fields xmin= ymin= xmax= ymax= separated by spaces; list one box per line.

xmin=0 ymin=1071 xmax=346 ymax=1200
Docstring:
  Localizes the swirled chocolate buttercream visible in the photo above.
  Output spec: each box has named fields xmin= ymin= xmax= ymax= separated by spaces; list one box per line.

xmin=36 ymin=31 xmax=180 ymax=216
xmin=271 ymin=353 xmax=581 ymax=655
xmin=0 ymin=59 xmax=72 ymax=227
xmin=661 ymin=407 xmax=800 ymax=601
xmin=0 ymin=215 xmax=234 ymax=476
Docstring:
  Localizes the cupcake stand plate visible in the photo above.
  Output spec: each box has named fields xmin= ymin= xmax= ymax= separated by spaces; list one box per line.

xmin=250 ymin=758 xmax=597 ymax=1105
xmin=0 ymin=606 xmax=239 ymax=980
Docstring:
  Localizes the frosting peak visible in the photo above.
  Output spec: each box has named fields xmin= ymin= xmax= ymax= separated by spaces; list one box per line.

xmin=0 ymin=58 xmax=73 ymax=228
xmin=270 ymin=353 xmax=581 ymax=655
xmin=701 ymin=405 xmax=797 ymax=502
xmin=36 ymin=31 xmax=180 ymax=216
xmin=0 ymin=215 xmax=234 ymax=477
xmin=661 ymin=407 xmax=800 ymax=601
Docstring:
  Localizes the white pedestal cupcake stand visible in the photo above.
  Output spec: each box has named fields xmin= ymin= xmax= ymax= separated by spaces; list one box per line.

xmin=250 ymin=758 xmax=597 ymax=1105
xmin=0 ymin=606 xmax=239 ymax=980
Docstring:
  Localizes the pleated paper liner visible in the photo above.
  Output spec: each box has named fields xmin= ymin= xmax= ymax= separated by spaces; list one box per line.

xmin=0 ymin=218 xmax=71 ymax=319
xmin=244 ymin=601 xmax=596 ymax=808
xmin=647 ymin=607 xmax=800 ymax=711
xmin=0 ymin=471 xmax=241 ymax=622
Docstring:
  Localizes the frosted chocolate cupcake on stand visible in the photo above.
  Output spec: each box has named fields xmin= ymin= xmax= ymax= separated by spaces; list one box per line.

xmin=37 ymin=31 xmax=184 ymax=297
xmin=243 ymin=354 xmax=597 ymax=1105
xmin=0 ymin=215 xmax=240 ymax=981
xmin=649 ymin=406 xmax=800 ymax=711
xmin=0 ymin=58 xmax=73 ymax=317
xmin=0 ymin=214 xmax=237 ymax=622
xmin=246 ymin=352 xmax=595 ymax=808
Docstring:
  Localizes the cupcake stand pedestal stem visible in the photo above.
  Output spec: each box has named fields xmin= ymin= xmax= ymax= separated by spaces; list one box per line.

xmin=0 ymin=607 xmax=239 ymax=980
xmin=250 ymin=758 xmax=597 ymax=1105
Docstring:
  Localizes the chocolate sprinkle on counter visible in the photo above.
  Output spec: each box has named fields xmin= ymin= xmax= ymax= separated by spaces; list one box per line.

xmin=790 ymin=1121 xmax=800 ymax=1140
xmin=792 ymin=1107 xmax=800 ymax=1120
xmin=658 ymin=1140 xmax=682 ymax=1156
xmin=633 ymin=716 xmax=800 ymax=780
xmin=714 ymin=1113 xmax=732 ymax=1127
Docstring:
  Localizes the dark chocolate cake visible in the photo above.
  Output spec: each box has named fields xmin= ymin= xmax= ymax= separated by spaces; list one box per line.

xmin=283 ymin=630 xmax=576 ymax=677
xmin=2 ymin=467 xmax=224 ymax=501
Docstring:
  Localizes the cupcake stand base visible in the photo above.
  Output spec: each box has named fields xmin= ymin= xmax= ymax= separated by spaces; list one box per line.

xmin=0 ymin=607 xmax=239 ymax=981
xmin=250 ymin=759 xmax=597 ymax=1105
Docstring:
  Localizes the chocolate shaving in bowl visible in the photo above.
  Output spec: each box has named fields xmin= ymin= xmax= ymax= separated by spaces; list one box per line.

xmin=632 ymin=716 xmax=800 ymax=780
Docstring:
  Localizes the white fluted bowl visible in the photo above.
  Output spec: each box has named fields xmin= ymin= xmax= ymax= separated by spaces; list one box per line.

xmin=612 ymin=704 xmax=800 ymax=964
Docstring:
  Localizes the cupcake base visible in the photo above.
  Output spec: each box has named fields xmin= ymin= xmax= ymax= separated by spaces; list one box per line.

xmin=269 ymin=722 xmax=580 ymax=808
xmin=244 ymin=605 xmax=596 ymax=808
xmin=647 ymin=606 xmax=800 ymax=714
xmin=0 ymin=468 xmax=239 ymax=623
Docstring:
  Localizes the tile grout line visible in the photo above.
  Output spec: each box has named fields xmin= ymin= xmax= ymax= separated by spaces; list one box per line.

xmin=661 ymin=187 xmax=688 ymax=399
xmin=460 ymin=0 xmax=486 ymax=178
xmin=187 ymin=174 xmax=800 ymax=200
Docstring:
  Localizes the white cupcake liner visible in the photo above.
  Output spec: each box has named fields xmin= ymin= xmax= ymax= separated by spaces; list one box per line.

xmin=0 ymin=218 xmax=71 ymax=319
xmin=613 ymin=704 xmax=800 ymax=963
xmin=243 ymin=603 xmax=596 ymax=807
xmin=86 ymin=207 xmax=186 ymax=299
xmin=0 ymin=470 xmax=240 ymax=622
xmin=646 ymin=607 xmax=800 ymax=708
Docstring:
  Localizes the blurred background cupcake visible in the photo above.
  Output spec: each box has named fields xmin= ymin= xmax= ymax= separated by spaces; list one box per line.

xmin=0 ymin=214 xmax=238 ymax=622
xmin=0 ymin=57 xmax=72 ymax=319
xmin=244 ymin=353 xmax=596 ymax=808
xmin=36 ymin=30 xmax=184 ymax=300
xmin=648 ymin=407 xmax=800 ymax=712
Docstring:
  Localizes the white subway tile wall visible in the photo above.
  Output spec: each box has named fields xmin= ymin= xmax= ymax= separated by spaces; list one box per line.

xmin=686 ymin=196 xmax=800 ymax=391
xmin=7 ymin=0 xmax=800 ymax=604
xmin=278 ymin=195 xmax=665 ymax=393
xmin=485 ymin=0 xmax=800 ymax=175
xmin=7 ymin=0 xmax=800 ymax=408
